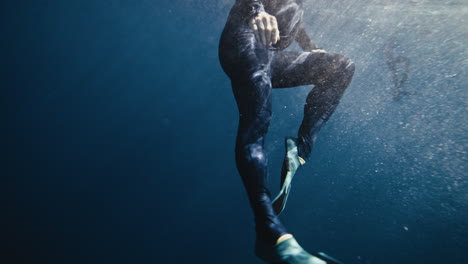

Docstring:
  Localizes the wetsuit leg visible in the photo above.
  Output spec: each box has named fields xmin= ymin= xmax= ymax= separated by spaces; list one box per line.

xmin=271 ymin=51 xmax=355 ymax=159
xmin=219 ymin=24 xmax=288 ymax=245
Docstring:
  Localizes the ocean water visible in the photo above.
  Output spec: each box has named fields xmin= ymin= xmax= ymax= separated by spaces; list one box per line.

xmin=4 ymin=0 xmax=467 ymax=263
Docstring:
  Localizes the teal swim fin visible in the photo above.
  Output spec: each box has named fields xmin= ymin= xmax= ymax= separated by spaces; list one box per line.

xmin=255 ymin=237 xmax=329 ymax=264
xmin=316 ymin=252 xmax=345 ymax=264
xmin=272 ymin=137 xmax=303 ymax=215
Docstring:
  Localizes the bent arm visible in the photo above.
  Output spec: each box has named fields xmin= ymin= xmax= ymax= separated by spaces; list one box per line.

xmin=295 ymin=25 xmax=318 ymax=52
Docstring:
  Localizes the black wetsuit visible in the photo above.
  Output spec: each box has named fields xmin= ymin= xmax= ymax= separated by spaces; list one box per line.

xmin=218 ymin=0 xmax=355 ymax=245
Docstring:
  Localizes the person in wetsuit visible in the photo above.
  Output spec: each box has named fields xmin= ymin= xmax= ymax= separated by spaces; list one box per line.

xmin=218 ymin=1 xmax=355 ymax=263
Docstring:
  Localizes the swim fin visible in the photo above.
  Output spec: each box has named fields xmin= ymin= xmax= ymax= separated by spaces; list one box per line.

xmin=316 ymin=252 xmax=345 ymax=264
xmin=255 ymin=237 xmax=328 ymax=264
xmin=272 ymin=137 xmax=303 ymax=215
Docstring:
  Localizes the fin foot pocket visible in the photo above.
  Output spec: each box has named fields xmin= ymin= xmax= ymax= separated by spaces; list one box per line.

xmin=256 ymin=237 xmax=329 ymax=264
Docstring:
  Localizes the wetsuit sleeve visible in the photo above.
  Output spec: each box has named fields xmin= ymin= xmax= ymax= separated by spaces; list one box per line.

xmin=239 ymin=0 xmax=265 ymax=21
xmin=295 ymin=25 xmax=319 ymax=51
xmin=247 ymin=0 xmax=265 ymax=15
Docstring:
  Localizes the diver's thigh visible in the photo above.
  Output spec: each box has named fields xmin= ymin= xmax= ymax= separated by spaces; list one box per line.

xmin=271 ymin=51 xmax=335 ymax=88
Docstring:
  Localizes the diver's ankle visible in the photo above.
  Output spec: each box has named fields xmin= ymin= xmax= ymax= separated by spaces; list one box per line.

xmin=276 ymin=234 xmax=293 ymax=244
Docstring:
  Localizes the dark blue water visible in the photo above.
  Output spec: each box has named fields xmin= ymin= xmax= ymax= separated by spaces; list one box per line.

xmin=4 ymin=1 xmax=467 ymax=263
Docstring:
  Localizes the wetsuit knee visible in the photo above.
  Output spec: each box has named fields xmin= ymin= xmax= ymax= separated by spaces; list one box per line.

xmin=343 ymin=57 xmax=355 ymax=79
xmin=337 ymin=55 xmax=355 ymax=81
xmin=240 ymin=143 xmax=268 ymax=167
xmin=326 ymin=55 xmax=355 ymax=92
